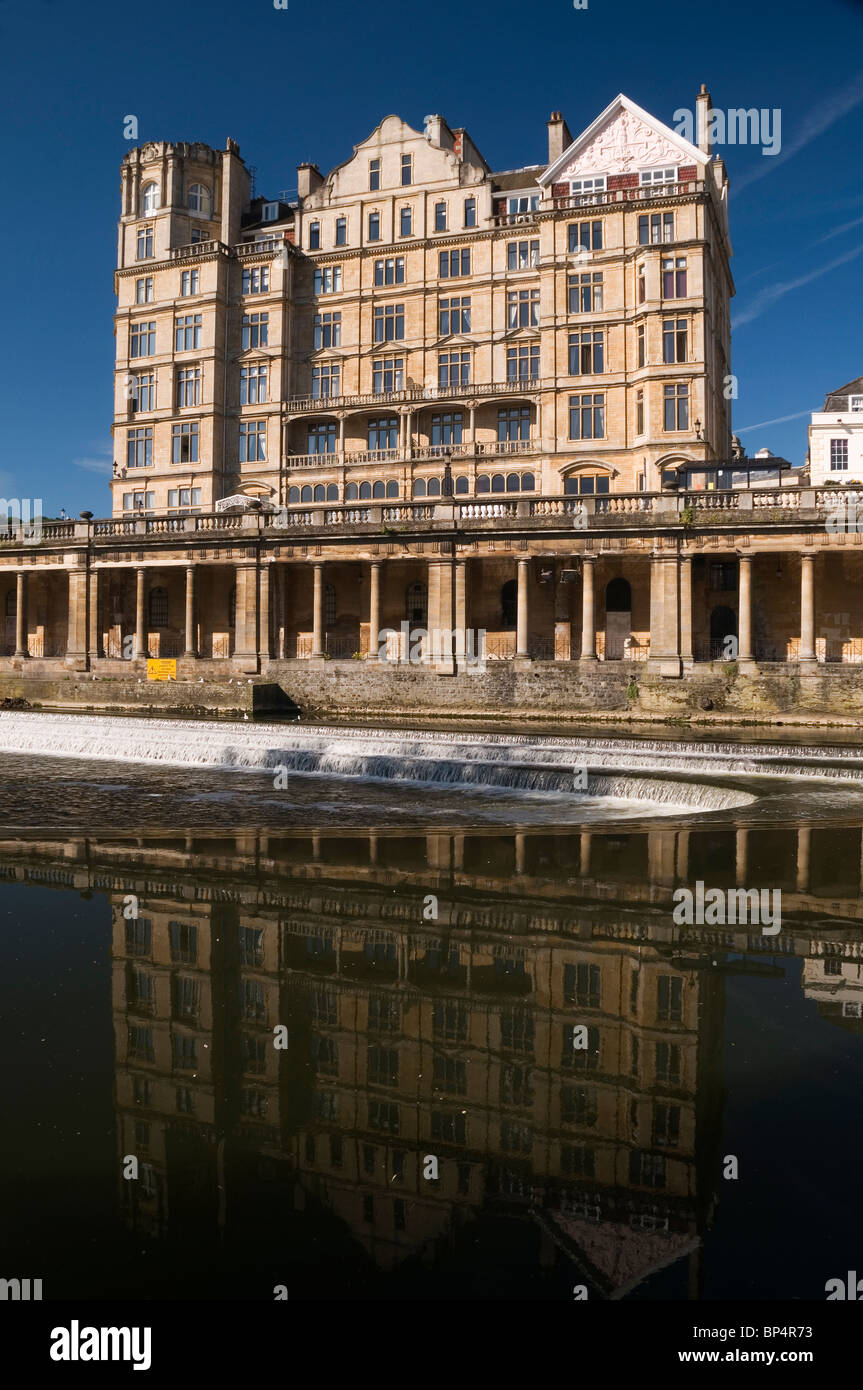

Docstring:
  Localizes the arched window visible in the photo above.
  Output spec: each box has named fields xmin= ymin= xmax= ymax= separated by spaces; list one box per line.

xmin=501 ymin=579 xmax=517 ymax=629
xmin=141 ymin=182 xmax=159 ymax=215
xmin=506 ymin=472 xmax=520 ymax=493
xmin=359 ymin=481 xmax=372 ymax=500
xmin=301 ymin=485 xmax=312 ymax=502
xmin=228 ymin=586 xmax=236 ymax=628
xmin=346 ymin=482 xmax=359 ymax=500
xmin=188 ymin=184 xmax=212 ymax=216
xmin=412 ymin=479 xmax=427 ymax=498
xmin=605 ymin=578 xmax=632 ymax=613
xmin=372 ymin=480 xmax=385 ymax=499
xmin=313 ymin=484 xmax=325 ymax=502
xmin=427 ymin=477 xmax=441 ymax=497
xmin=385 ymin=479 xmax=399 ymax=498
xmin=521 ymin=472 xmax=535 ymax=492
xmin=455 ymin=475 xmax=469 ymax=494
xmin=5 ymin=590 xmax=16 ymax=617
xmin=288 ymin=486 xmax=300 ymax=504
xmin=491 ymin=473 xmax=505 ymax=493
xmin=324 ymin=583 xmax=336 ymax=627
xmin=326 ymin=484 xmax=339 ymax=501
xmin=406 ymin=582 xmax=427 ymax=625
xmin=476 ymin=475 xmax=490 ymax=494
xmin=148 ymin=587 xmax=168 ymax=628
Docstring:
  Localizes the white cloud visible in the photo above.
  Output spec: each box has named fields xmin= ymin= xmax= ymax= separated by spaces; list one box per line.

xmin=736 ymin=410 xmax=813 ymax=433
xmin=732 ymin=244 xmax=863 ymax=328
xmin=734 ymin=70 xmax=863 ymax=192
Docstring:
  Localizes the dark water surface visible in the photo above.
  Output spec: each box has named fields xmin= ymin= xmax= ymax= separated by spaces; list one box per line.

xmin=2 ymin=726 xmax=863 ymax=1301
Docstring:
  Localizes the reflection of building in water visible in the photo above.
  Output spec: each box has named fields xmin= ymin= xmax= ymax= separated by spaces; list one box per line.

xmin=802 ymin=942 xmax=863 ymax=1029
xmin=107 ymin=851 xmax=725 ymax=1296
xmin=4 ymin=821 xmax=860 ymax=1295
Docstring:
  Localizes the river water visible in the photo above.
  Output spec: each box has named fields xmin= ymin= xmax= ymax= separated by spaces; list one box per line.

xmin=1 ymin=711 xmax=863 ymax=1300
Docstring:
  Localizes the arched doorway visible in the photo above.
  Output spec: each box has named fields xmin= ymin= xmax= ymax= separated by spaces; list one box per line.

xmin=710 ymin=604 xmax=737 ymax=659
xmin=604 ymin=577 xmax=632 ymax=660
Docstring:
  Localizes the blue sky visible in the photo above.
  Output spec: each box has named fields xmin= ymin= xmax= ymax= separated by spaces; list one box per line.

xmin=1 ymin=0 xmax=862 ymax=514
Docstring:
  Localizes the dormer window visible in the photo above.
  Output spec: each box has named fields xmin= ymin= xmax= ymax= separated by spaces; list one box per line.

xmin=141 ymin=182 xmax=159 ymax=216
xmin=507 ymin=193 xmax=540 ymax=214
xmin=188 ymin=183 xmax=212 ymax=216
xmin=640 ymin=167 xmax=677 ymax=186
xmin=850 ymin=395 xmax=863 ymax=412
xmin=569 ymin=176 xmax=605 ymax=197
xmin=261 ymin=202 xmax=280 ymax=222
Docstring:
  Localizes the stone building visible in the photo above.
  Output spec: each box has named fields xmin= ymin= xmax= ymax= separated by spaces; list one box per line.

xmin=808 ymin=377 xmax=863 ymax=486
xmin=3 ymin=89 xmax=863 ymax=711
xmin=110 ymin=89 xmax=732 ymax=519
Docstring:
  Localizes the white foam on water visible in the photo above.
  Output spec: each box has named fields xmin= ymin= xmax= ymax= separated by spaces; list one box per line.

xmin=0 ymin=711 xmax=769 ymax=813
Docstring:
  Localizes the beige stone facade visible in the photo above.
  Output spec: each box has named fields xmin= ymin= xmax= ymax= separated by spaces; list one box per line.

xmin=110 ymin=92 xmax=732 ymax=522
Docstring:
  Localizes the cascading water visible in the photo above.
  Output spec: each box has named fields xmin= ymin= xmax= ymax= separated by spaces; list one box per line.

xmin=9 ymin=709 xmax=860 ymax=816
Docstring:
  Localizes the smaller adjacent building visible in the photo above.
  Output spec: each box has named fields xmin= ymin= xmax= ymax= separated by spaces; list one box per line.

xmin=808 ymin=377 xmax=863 ymax=485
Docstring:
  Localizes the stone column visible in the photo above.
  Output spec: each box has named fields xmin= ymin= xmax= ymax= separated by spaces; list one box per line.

xmin=278 ymin=566 xmax=289 ymax=659
xmin=66 ymin=568 xmax=89 ymax=669
xmin=455 ymin=558 xmax=467 ymax=663
xmin=183 ymin=565 xmax=197 ymax=658
xmin=258 ymin=564 xmax=270 ymax=662
xmin=514 ymin=833 xmax=527 ymax=876
xmin=735 ymin=828 xmax=749 ymax=885
xmin=679 ymin=556 xmax=693 ymax=663
xmin=648 ymin=552 xmax=682 ymax=676
xmin=580 ymin=556 xmax=596 ymax=661
xmin=233 ymin=563 xmax=259 ymax=669
xmin=311 ymin=562 xmax=324 ymax=659
xmin=14 ymin=571 xmax=27 ymax=657
xmin=579 ymin=831 xmax=592 ymax=877
xmin=368 ymin=560 xmax=381 ymax=660
xmin=516 ymin=557 xmax=530 ymax=660
xmin=799 ymin=554 xmax=816 ymax=664
xmin=88 ymin=568 xmax=101 ymax=660
xmin=675 ymin=830 xmax=690 ymax=883
xmin=134 ymin=567 xmax=147 ymax=659
xmin=738 ymin=554 xmax=754 ymax=663
xmin=796 ymin=826 xmax=811 ymax=894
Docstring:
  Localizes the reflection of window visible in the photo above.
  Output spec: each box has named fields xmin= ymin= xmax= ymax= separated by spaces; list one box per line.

xmin=657 ymin=974 xmax=683 ymax=1022
xmin=562 ymin=1085 xmax=597 ymax=1126
xmin=169 ymin=922 xmax=197 ymax=963
xmin=368 ymin=1045 xmax=399 ymax=1087
xmin=653 ymin=1103 xmax=680 ymax=1147
xmin=655 ymin=1041 xmax=681 ymax=1083
xmin=564 ymin=962 xmax=600 ymax=1008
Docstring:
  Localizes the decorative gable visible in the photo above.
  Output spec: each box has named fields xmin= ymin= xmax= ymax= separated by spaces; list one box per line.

xmin=540 ymin=94 xmax=706 ymax=187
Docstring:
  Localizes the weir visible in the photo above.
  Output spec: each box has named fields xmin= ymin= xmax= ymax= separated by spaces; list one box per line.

xmin=10 ymin=710 xmax=863 ymax=816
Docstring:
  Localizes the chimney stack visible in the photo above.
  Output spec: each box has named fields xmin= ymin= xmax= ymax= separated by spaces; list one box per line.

xmin=297 ymin=162 xmax=323 ymax=201
xmin=547 ymin=111 xmax=572 ymax=166
xmin=696 ymin=84 xmax=713 ymax=157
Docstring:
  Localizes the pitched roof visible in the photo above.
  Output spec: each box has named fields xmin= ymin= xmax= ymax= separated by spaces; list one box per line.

xmin=539 ymin=92 xmax=707 ymax=187
xmin=823 ymin=377 xmax=863 ymax=410
xmin=491 ymin=165 xmax=544 ymax=192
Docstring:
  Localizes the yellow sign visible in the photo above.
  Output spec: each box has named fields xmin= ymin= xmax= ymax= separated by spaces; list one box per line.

xmin=147 ymin=659 xmax=177 ymax=681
